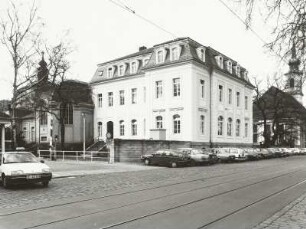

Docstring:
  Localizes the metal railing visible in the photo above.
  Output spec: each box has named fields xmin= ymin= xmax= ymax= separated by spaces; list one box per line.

xmin=38 ymin=150 xmax=109 ymax=162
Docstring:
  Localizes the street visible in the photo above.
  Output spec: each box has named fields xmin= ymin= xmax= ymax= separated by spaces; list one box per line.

xmin=1 ymin=156 xmax=306 ymax=229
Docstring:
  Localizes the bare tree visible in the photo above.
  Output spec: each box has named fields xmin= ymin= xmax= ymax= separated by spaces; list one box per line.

xmin=234 ymin=0 xmax=306 ymax=76
xmin=0 ymin=1 xmax=43 ymax=148
xmin=253 ymin=77 xmax=306 ymax=147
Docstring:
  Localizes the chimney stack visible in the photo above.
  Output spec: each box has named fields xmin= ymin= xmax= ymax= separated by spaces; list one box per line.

xmin=139 ymin=46 xmax=147 ymax=51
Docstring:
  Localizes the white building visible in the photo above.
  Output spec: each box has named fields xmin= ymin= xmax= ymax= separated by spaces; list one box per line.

xmin=90 ymin=38 xmax=254 ymax=147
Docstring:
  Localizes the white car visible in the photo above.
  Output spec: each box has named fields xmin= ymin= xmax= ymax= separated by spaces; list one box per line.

xmin=0 ymin=151 xmax=52 ymax=188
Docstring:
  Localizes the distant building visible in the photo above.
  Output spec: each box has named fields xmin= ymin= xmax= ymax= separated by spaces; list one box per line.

xmin=253 ymin=46 xmax=306 ymax=147
xmin=90 ymin=37 xmax=254 ymax=147
xmin=16 ymin=55 xmax=94 ymax=150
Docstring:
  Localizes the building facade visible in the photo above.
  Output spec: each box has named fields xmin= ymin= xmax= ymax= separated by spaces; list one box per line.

xmin=90 ymin=38 xmax=254 ymax=147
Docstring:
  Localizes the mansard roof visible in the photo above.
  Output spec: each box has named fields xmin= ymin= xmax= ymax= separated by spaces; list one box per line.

xmin=52 ymin=80 xmax=93 ymax=105
xmin=91 ymin=37 xmax=253 ymax=88
xmin=253 ymin=86 xmax=306 ymax=121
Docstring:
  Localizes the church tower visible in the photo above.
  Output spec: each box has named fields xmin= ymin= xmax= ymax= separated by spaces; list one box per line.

xmin=37 ymin=51 xmax=49 ymax=84
xmin=284 ymin=44 xmax=304 ymax=104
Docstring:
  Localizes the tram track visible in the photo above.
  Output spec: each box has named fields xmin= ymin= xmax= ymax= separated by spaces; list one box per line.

xmin=16 ymin=167 xmax=306 ymax=229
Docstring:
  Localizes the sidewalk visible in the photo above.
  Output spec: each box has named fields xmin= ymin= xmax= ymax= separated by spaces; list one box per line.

xmin=45 ymin=160 xmax=160 ymax=178
xmin=254 ymin=193 xmax=306 ymax=229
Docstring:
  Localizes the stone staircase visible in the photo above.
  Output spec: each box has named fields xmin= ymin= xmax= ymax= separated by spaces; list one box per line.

xmin=86 ymin=140 xmax=107 ymax=152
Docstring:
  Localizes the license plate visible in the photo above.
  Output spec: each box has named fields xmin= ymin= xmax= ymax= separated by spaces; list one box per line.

xmin=27 ymin=174 xmax=41 ymax=179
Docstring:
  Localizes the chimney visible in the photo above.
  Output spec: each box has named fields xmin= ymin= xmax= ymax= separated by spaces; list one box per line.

xmin=139 ymin=46 xmax=147 ymax=51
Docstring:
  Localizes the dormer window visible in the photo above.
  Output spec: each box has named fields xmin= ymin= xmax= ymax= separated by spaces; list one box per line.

xmin=118 ymin=64 xmax=125 ymax=76
xmin=226 ymin=61 xmax=232 ymax=74
xmin=215 ymin=56 xmax=224 ymax=69
xmin=156 ymin=49 xmax=166 ymax=64
xmin=196 ymin=47 xmax=206 ymax=62
xmin=170 ymin=47 xmax=179 ymax=61
xmin=143 ymin=58 xmax=149 ymax=66
xmin=98 ymin=70 xmax=104 ymax=77
xmin=234 ymin=65 xmax=241 ymax=77
xmin=243 ymin=71 xmax=248 ymax=80
xmin=107 ymin=67 xmax=113 ymax=78
xmin=130 ymin=61 xmax=137 ymax=74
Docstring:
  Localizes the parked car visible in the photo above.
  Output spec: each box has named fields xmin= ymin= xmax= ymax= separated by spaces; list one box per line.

xmin=214 ymin=148 xmax=235 ymax=162
xmin=141 ymin=149 xmax=191 ymax=168
xmin=244 ymin=148 xmax=260 ymax=160
xmin=177 ymin=148 xmax=218 ymax=165
xmin=230 ymin=148 xmax=247 ymax=161
xmin=0 ymin=151 xmax=52 ymax=188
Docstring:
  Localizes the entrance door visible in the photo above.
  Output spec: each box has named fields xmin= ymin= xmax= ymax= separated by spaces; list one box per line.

xmin=107 ymin=121 xmax=114 ymax=139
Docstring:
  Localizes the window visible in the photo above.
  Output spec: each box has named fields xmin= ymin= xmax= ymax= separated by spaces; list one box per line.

xmin=227 ymin=118 xmax=232 ymax=136
xmin=290 ymin=78 xmax=294 ymax=88
xmin=98 ymin=70 xmax=103 ymax=77
xmin=173 ymin=78 xmax=181 ymax=97
xmin=227 ymin=61 xmax=232 ymax=74
xmin=198 ymin=48 xmax=205 ymax=61
xmin=108 ymin=92 xmax=113 ymax=107
xmin=119 ymin=120 xmax=125 ymax=136
xmin=41 ymin=136 xmax=47 ymax=142
xmin=98 ymin=93 xmax=102 ymax=108
xmin=236 ymin=92 xmax=240 ymax=107
xmin=200 ymin=115 xmax=205 ymax=134
xmin=245 ymin=122 xmax=249 ymax=138
xmin=245 ymin=96 xmax=248 ymax=110
xmin=131 ymin=119 xmax=137 ymax=136
xmin=235 ymin=65 xmax=240 ymax=77
xmin=228 ymin=88 xmax=232 ymax=104
xmin=156 ymin=81 xmax=163 ymax=98
xmin=31 ymin=127 xmax=35 ymax=142
xmin=216 ymin=56 xmax=224 ymax=69
xmin=236 ymin=119 xmax=241 ymax=137
xmin=119 ymin=65 xmax=125 ymax=76
xmin=143 ymin=59 xmax=149 ymax=66
xmin=23 ymin=127 xmax=28 ymax=140
xmin=119 ymin=90 xmax=125 ymax=105
xmin=131 ymin=88 xmax=137 ymax=104
xmin=218 ymin=85 xmax=223 ymax=102
xmin=40 ymin=112 xmax=48 ymax=125
xmin=171 ymin=47 xmax=179 ymax=61
xmin=218 ymin=116 xmax=224 ymax=136
xmin=130 ymin=62 xmax=137 ymax=74
xmin=98 ymin=122 xmax=103 ymax=137
xmin=157 ymin=50 xmax=164 ymax=63
xmin=107 ymin=67 xmax=113 ymax=78
xmin=200 ymin=80 xmax=205 ymax=98
xmin=156 ymin=116 xmax=163 ymax=129
xmin=173 ymin=114 xmax=181 ymax=134
xmin=60 ymin=103 xmax=73 ymax=124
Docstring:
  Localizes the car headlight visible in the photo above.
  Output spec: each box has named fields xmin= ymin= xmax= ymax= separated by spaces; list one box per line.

xmin=42 ymin=168 xmax=51 ymax=173
xmin=11 ymin=170 xmax=24 ymax=175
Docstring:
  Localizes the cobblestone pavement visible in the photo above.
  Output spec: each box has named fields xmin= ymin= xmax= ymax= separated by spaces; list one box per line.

xmin=1 ymin=157 xmax=306 ymax=229
xmin=253 ymin=192 xmax=306 ymax=229
xmin=46 ymin=160 xmax=159 ymax=177
xmin=0 ymin=160 xmax=269 ymax=210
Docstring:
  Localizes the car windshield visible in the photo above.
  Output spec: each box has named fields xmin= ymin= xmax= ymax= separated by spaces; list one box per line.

xmin=3 ymin=152 xmax=38 ymax=164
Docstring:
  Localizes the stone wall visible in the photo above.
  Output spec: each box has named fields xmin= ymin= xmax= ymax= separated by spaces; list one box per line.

xmin=113 ymin=139 xmax=211 ymax=162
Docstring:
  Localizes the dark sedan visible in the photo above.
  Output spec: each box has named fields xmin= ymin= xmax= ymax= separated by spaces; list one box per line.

xmin=141 ymin=149 xmax=191 ymax=168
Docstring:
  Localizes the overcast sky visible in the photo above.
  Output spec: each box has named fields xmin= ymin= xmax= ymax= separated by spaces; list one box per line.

xmin=0 ymin=0 xmax=293 ymax=100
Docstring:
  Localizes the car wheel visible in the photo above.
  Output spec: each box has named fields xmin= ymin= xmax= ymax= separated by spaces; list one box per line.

xmin=144 ymin=159 xmax=150 ymax=166
xmin=2 ymin=174 xmax=9 ymax=189
xmin=42 ymin=181 xmax=49 ymax=187
xmin=170 ymin=162 xmax=177 ymax=168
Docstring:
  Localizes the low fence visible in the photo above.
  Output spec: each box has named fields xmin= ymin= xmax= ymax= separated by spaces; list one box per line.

xmin=38 ymin=150 xmax=109 ymax=162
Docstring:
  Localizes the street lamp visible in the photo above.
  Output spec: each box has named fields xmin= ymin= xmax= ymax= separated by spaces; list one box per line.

xmin=82 ymin=113 xmax=86 ymax=159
